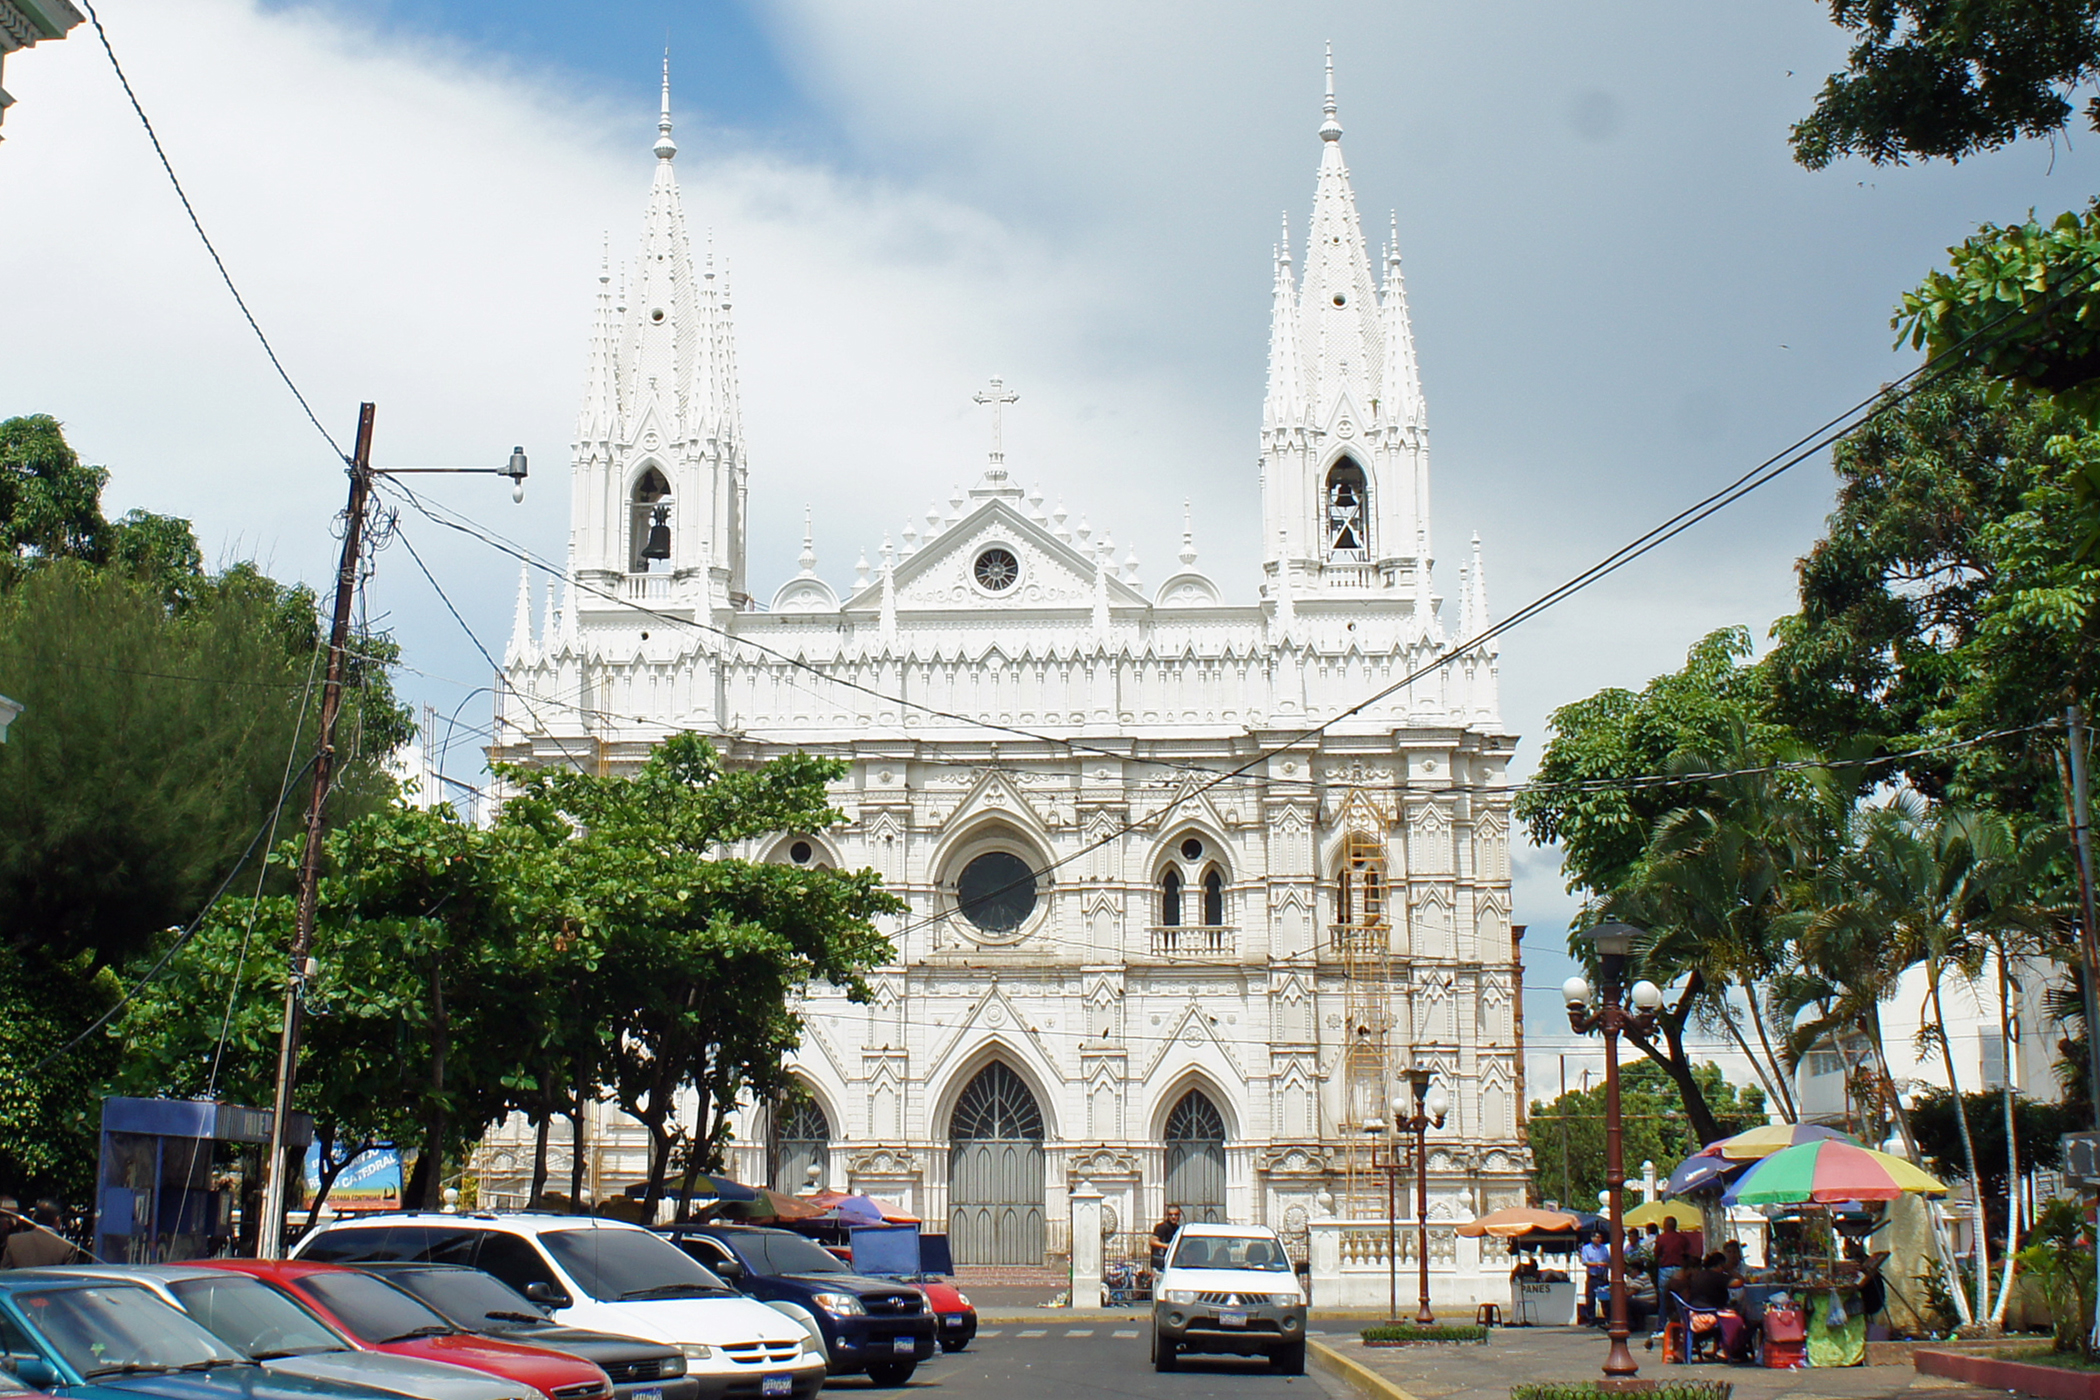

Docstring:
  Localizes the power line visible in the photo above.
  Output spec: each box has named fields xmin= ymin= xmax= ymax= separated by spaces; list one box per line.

xmin=76 ymin=0 xmax=346 ymax=464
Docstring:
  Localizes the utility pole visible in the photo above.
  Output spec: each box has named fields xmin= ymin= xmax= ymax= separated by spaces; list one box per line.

xmin=256 ymin=404 xmax=376 ymax=1258
xmin=2063 ymin=706 xmax=2100 ymax=1354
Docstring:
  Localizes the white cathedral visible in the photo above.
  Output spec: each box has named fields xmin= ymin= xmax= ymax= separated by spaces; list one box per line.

xmin=484 ymin=60 xmax=1532 ymax=1268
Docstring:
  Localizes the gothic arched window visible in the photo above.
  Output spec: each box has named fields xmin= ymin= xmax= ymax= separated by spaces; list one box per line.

xmin=1160 ymin=867 xmax=1183 ymax=927
xmin=630 ymin=466 xmax=672 ymax=573
xmin=1201 ymin=866 xmax=1225 ymax=927
xmin=769 ymin=1094 xmax=830 ymax=1193
xmin=1325 ymin=458 xmax=1369 ymax=560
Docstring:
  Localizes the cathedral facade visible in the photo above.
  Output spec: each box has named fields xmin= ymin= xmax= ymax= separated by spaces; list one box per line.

xmin=486 ymin=63 xmax=1531 ymax=1266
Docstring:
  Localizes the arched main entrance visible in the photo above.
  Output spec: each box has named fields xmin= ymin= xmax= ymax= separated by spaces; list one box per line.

xmin=768 ymin=1097 xmax=829 ymax=1193
xmin=948 ymin=1063 xmax=1045 ymax=1265
xmin=1163 ymin=1090 xmax=1227 ymax=1223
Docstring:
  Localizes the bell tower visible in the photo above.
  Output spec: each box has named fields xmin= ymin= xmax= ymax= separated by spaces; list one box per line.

xmin=568 ymin=59 xmax=749 ymax=611
xmin=1260 ymin=49 xmax=1432 ymax=619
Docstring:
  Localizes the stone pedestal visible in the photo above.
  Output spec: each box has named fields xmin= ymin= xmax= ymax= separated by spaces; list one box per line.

xmin=1069 ymin=1179 xmax=1104 ymax=1307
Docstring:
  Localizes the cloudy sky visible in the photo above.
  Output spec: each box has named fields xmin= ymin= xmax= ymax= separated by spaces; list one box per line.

xmin=4 ymin=0 xmax=2093 ymax=1105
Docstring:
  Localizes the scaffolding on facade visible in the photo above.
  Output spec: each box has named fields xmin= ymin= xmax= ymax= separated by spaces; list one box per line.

xmin=1331 ymin=794 xmax=1399 ymax=1221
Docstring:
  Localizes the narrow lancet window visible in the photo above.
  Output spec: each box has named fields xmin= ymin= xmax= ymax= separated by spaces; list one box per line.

xmin=1160 ymin=868 xmax=1183 ymax=927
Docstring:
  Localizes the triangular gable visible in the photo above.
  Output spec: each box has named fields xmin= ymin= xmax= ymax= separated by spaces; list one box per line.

xmin=923 ymin=980 xmax=1056 ymax=1088
xmin=925 ymin=763 xmax=1050 ymax=835
xmin=843 ymin=497 xmax=1148 ymax=616
xmin=1139 ymin=1000 xmax=1246 ymax=1083
xmin=1143 ymin=768 xmax=1236 ymax=838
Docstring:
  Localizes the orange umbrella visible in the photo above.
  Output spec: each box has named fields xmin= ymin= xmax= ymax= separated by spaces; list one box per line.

xmin=1456 ymin=1206 xmax=1580 ymax=1238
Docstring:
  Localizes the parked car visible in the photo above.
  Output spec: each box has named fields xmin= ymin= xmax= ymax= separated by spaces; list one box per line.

xmin=913 ymin=1282 xmax=975 ymax=1354
xmin=349 ymin=1265 xmax=696 ymax=1400
xmin=191 ymin=1261 xmax=612 ymax=1400
xmin=656 ymin=1227 xmax=931 ymax=1386
xmin=291 ymin=1214 xmax=822 ymax=1400
xmin=30 ymin=1266 xmax=538 ymax=1400
xmin=0 ymin=1273 xmax=400 ymax=1400
xmin=1149 ymin=1223 xmax=1307 ymax=1374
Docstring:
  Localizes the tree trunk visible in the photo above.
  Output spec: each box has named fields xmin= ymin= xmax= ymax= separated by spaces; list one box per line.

xmin=418 ymin=956 xmax=451 ymax=1213
xmin=1740 ymin=981 xmax=1799 ymax=1122
xmin=569 ymin=1055 xmax=588 ymax=1207
xmin=1866 ymin=1005 xmax=1976 ymax=1327
xmin=302 ymin=1133 xmax=371 ymax=1234
xmin=675 ymin=1084 xmax=715 ymax=1221
xmin=1928 ymin=956 xmax=1991 ymax=1328
xmin=1628 ymin=981 xmax=1724 ymax=1145
xmin=530 ymin=1109 xmax=551 ymax=1206
xmin=1991 ymin=948 xmax=2022 ymax=1328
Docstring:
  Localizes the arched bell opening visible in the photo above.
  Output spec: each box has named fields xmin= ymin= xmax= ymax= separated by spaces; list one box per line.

xmin=630 ymin=465 xmax=673 ymax=573
xmin=1325 ymin=457 xmax=1369 ymax=561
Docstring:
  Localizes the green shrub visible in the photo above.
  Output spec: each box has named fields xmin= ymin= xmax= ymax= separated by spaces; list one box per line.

xmin=1511 ymin=1382 xmax=1731 ymax=1400
xmin=1361 ymin=1324 xmax=1488 ymax=1343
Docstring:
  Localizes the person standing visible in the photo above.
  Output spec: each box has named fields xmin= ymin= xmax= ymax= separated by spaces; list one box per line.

xmin=1579 ymin=1227 xmax=1611 ymax=1326
xmin=1149 ymin=1204 xmax=1183 ymax=1271
xmin=0 ymin=1202 xmax=80 ymax=1269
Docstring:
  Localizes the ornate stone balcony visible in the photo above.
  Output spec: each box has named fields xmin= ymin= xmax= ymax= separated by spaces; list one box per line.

xmin=1147 ymin=925 xmax=1236 ymax=958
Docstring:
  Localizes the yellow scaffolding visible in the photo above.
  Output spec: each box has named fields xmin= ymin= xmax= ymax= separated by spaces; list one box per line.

xmin=1332 ymin=801 xmax=1396 ymax=1221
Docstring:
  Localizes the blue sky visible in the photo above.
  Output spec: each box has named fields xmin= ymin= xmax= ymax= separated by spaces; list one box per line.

xmin=5 ymin=0 xmax=2095 ymax=1101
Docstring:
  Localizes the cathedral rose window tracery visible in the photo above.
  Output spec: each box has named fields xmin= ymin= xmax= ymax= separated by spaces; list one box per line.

xmin=973 ymin=547 xmax=1020 ymax=592
xmin=956 ymin=850 xmax=1036 ymax=933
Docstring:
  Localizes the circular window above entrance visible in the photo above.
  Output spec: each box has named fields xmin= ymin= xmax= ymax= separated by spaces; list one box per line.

xmin=956 ymin=850 xmax=1036 ymax=933
xmin=973 ymin=547 xmax=1020 ymax=592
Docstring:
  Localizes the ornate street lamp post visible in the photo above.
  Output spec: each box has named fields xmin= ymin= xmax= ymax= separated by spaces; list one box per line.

xmin=1398 ymin=1069 xmax=1449 ymax=1324
xmin=1562 ymin=921 xmax=1666 ymax=1379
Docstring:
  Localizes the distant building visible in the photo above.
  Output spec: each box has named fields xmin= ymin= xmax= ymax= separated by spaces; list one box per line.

xmin=0 ymin=0 xmax=83 ymax=137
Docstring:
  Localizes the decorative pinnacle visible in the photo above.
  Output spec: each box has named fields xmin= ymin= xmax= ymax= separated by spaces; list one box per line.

xmin=799 ymin=506 xmax=817 ymax=575
xmin=1180 ymin=500 xmax=1198 ymax=567
xmin=1321 ymin=42 xmax=1342 ymax=142
xmin=655 ymin=52 xmax=678 ymax=160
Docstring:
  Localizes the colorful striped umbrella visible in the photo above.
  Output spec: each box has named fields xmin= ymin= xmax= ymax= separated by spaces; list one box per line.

xmin=1723 ymin=1139 xmax=1946 ymax=1204
xmin=1706 ymin=1123 xmax=1861 ymax=1160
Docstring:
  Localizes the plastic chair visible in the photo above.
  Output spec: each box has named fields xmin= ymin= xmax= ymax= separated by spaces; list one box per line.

xmin=1668 ymin=1294 xmax=1726 ymax=1363
xmin=1474 ymin=1303 xmax=1501 ymax=1327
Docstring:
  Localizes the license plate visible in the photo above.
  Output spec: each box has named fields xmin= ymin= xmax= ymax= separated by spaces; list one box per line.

xmin=761 ymin=1378 xmax=792 ymax=1399
xmin=944 ymin=1316 xmax=963 ymax=1326
xmin=632 ymin=1389 xmax=662 ymax=1400
xmin=1218 ymin=1310 xmax=1247 ymax=1328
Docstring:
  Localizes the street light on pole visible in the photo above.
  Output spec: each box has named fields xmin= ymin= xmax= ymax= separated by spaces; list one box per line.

xmin=1563 ymin=921 xmax=1664 ymax=1379
xmin=1396 ymin=1070 xmax=1449 ymax=1325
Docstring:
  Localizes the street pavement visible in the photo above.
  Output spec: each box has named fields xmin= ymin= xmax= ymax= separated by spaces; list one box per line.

xmin=817 ymin=1321 xmax=1350 ymax=1396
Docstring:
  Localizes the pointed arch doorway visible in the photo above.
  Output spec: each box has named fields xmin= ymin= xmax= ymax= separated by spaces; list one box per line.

xmin=1163 ymin=1089 xmax=1227 ymax=1223
xmin=948 ymin=1063 xmax=1045 ymax=1265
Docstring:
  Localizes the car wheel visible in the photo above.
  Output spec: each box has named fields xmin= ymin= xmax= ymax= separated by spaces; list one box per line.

xmin=1152 ymin=1334 xmax=1178 ymax=1372
xmin=1272 ymin=1341 xmax=1306 ymax=1375
xmin=865 ymin=1360 xmax=917 ymax=1386
xmin=940 ymin=1339 xmax=969 ymax=1353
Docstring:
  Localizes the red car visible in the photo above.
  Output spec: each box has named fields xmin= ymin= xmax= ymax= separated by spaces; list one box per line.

xmin=194 ymin=1261 xmax=611 ymax=1400
xmin=917 ymin=1282 xmax=976 ymax=1353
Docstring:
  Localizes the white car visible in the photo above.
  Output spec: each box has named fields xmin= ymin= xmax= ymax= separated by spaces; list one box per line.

xmin=294 ymin=1213 xmax=824 ymax=1400
xmin=1150 ymin=1222 xmax=1308 ymax=1374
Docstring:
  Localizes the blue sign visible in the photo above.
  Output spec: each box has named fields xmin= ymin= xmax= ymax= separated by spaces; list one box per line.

xmin=305 ymin=1144 xmax=402 ymax=1202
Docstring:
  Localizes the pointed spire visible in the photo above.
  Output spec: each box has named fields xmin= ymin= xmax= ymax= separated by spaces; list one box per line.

xmin=1179 ymin=499 xmax=1198 ymax=567
xmin=540 ymin=576 xmax=558 ymax=649
xmin=559 ymin=570 xmax=578 ymax=645
xmin=855 ymin=549 xmax=871 ymax=590
xmin=797 ymin=506 xmax=817 ymax=576
xmin=577 ymin=233 xmax=618 ymax=443
xmin=1469 ymin=531 xmax=1494 ymax=651
xmin=1295 ymin=46 xmax=1382 ymax=449
xmin=1380 ymin=209 xmax=1426 ymax=436
xmin=504 ymin=561 xmax=534 ymax=667
xmin=1321 ymin=41 xmax=1342 ymax=142
xmin=1264 ymin=211 xmax=1304 ymax=432
xmin=655 ymin=51 xmax=680 ymax=160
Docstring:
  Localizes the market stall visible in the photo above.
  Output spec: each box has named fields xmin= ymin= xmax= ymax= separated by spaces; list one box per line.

xmin=1459 ymin=1207 xmax=1582 ymax=1325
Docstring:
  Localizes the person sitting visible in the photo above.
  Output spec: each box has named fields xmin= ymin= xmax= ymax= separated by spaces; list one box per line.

xmin=1670 ymin=1252 xmax=1744 ymax=1360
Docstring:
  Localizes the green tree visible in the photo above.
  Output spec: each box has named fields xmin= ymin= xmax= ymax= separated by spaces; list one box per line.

xmin=1792 ymin=2 xmax=2100 ymax=169
xmin=1528 ymin=1060 xmax=1765 ymax=1212
xmin=509 ymin=733 xmax=903 ymax=1215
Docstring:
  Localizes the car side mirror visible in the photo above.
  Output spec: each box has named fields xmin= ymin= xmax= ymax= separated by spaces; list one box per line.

xmin=523 ymin=1282 xmax=571 ymax=1309
xmin=7 ymin=1355 xmax=59 ymax=1389
xmin=713 ymin=1257 xmax=745 ymax=1282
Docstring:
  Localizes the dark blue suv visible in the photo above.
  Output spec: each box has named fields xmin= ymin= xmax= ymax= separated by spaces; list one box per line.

xmin=657 ymin=1227 xmax=933 ymax=1387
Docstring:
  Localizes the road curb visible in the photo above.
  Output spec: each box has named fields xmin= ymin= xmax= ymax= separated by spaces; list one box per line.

xmin=1310 ymin=1338 xmax=1423 ymax=1400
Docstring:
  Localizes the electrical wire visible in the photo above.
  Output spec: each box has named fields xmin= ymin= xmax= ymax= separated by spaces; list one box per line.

xmin=76 ymin=0 xmax=347 ymax=465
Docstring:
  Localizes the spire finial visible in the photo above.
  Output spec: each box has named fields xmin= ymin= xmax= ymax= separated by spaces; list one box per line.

xmin=799 ymin=506 xmax=817 ymax=576
xmin=973 ymin=375 xmax=1019 ymax=479
xmin=1320 ymin=43 xmax=1342 ymax=142
xmin=1179 ymin=499 xmax=1198 ymax=567
xmin=654 ymin=52 xmax=678 ymax=160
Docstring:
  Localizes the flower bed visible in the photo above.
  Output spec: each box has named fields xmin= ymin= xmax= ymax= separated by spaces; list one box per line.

xmin=1361 ymin=1324 xmax=1489 ymax=1345
xmin=1511 ymin=1382 xmax=1732 ymax=1400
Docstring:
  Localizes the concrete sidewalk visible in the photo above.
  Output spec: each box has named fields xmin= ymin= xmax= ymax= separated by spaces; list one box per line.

xmin=1308 ymin=1326 xmax=2016 ymax=1400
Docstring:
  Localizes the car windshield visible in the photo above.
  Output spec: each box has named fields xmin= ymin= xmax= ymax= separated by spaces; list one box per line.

xmin=1168 ymin=1235 xmax=1292 ymax=1272
xmin=539 ymin=1229 xmax=730 ymax=1302
xmin=19 ymin=1285 xmax=247 ymax=1377
xmin=727 ymin=1233 xmax=849 ymax=1277
xmin=381 ymin=1271 xmax=546 ymax=1329
xmin=295 ymin=1273 xmax=455 ymax=1343
xmin=167 ymin=1276 xmax=349 ymax=1360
